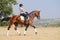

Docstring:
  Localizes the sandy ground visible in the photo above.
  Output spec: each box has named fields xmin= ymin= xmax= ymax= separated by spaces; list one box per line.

xmin=0 ymin=26 xmax=60 ymax=40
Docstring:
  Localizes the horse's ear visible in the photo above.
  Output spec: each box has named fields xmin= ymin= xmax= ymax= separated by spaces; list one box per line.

xmin=38 ymin=11 xmax=40 ymax=14
xmin=38 ymin=11 xmax=40 ymax=13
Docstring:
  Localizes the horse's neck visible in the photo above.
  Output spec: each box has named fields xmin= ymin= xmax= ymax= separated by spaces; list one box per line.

xmin=29 ymin=13 xmax=35 ymax=20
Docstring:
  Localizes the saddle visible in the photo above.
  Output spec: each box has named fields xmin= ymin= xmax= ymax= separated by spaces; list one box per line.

xmin=20 ymin=14 xmax=29 ymax=25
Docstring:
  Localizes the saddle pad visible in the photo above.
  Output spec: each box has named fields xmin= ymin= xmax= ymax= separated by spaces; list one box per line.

xmin=20 ymin=16 xmax=29 ymax=21
xmin=20 ymin=16 xmax=24 ymax=20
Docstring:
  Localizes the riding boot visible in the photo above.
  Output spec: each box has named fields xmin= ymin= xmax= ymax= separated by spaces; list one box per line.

xmin=26 ymin=19 xmax=28 ymax=24
xmin=24 ymin=18 xmax=28 ymax=25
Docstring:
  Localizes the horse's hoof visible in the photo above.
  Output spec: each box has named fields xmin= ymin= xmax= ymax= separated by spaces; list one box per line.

xmin=35 ymin=32 xmax=37 ymax=35
xmin=24 ymin=34 xmax=26 ymax=36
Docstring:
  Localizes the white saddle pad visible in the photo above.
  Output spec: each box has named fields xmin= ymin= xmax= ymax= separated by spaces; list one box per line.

xmin=20 ymin=16 xmax=29 ymax=21
xmin=20 ymin=16 xmax=24 ymax=20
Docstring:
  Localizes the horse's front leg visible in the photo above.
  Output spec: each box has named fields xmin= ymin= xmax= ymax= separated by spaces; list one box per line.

xmin=31 ymin=25 xmax=37 ymax=34
xmin=14 ymin=22 xmax=21 ymax=35
xmin=24 ymin=25 xmax=29 ymax=36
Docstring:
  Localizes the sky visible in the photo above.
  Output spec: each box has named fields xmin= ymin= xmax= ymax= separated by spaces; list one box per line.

xmin=13 ymin=0 xmax=60 ymax=19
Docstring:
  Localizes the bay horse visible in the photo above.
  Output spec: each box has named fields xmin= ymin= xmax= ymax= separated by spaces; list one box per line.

xmin=7 ymin=10 xmax=40 ymax=36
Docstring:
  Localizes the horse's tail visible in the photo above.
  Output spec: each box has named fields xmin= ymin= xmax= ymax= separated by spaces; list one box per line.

xmin=1 ymin=17 xmax=11 ymax=22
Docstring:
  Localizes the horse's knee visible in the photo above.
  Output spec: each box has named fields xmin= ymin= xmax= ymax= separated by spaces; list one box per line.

xmin=14 ymin=27 xmax=17 ymax=30
xmin=31 ymin=25 xmax=35 ymax=29
xmin=33 ymin=26 xmax=35 ymax=29
xmin=14 ymin=24 xmax=18 ymax=26
xmin=25 ymin=25 xmax=29 ymax=31
xmin=25 ymin=28 xmax=27 ymax=31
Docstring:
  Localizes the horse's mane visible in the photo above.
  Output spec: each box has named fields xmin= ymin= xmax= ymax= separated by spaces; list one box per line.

xmin=29 ymin=10 xmax=39 ymax=14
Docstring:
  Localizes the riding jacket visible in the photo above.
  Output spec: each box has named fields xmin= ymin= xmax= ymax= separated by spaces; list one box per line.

xmin=19 ymin=7 xmax=25 ymax=14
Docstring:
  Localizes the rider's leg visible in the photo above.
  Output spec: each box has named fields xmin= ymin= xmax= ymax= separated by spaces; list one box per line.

xmin=24 ymin=14 xmax=28 ymax=25
xmin=20 ymin=13 xmax=28 ymax=25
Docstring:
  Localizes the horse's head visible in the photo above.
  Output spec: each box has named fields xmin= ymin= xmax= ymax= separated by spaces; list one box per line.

xmin=35 ymin=11 xmax=40 ymax=19
xmin=29 ymin=10 xmax=40 ymax=20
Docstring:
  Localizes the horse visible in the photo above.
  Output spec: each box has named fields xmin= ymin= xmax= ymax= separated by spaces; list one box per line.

xmin=7 ymin=10 xmax=40 ymax=36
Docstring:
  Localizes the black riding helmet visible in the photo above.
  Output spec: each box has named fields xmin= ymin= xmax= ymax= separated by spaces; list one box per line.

xmin=19 ymin=4 xmax=23 ymax=7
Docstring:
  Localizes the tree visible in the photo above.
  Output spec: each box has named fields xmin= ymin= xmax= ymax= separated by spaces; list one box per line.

xmin=0 ymin=0 xmax=17 ymax=18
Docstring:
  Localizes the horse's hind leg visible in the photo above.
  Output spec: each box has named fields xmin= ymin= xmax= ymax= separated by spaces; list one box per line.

xmin=31 ymin=25 xmax=37 ymax=34
xmin=14 ymin=22 xmax=20 ymax=35
xmin=7 ymin=24 xmax=11 ymax=36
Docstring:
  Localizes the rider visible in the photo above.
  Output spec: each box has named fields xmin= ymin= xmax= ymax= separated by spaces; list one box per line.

xmin=19 ymin=4 xmax=28 ymax=25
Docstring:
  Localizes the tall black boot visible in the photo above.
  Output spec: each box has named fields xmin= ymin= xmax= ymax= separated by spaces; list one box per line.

xmin=24 ymin=18 xmax=28 ymax=25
